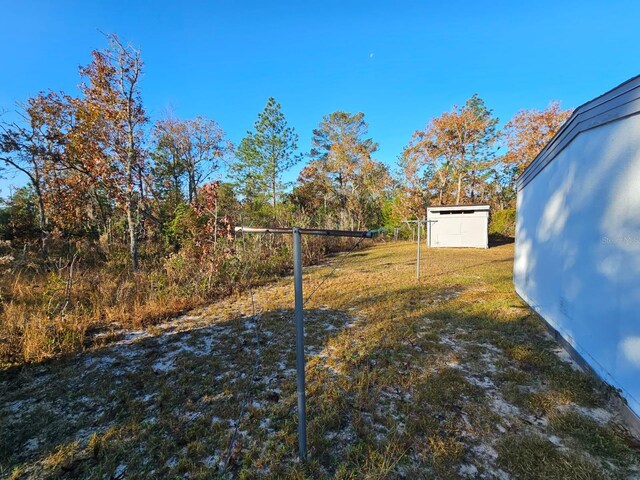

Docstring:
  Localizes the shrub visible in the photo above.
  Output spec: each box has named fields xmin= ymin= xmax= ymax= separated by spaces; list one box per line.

xmin=489 ymin=208 xmax=516 ymax=237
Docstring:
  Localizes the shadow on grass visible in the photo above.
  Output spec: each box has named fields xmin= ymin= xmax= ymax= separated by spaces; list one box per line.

xmin=0 ymin=306 xmax=363 ymax=478
xmin=489 ymin=234 xmax=515 ymax=247
xmin=2 ymin=243 xmax=634 ymax=479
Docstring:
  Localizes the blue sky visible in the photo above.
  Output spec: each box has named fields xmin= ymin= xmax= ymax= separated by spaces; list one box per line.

xmin=1 ymin=0 xmax=638 ymax=196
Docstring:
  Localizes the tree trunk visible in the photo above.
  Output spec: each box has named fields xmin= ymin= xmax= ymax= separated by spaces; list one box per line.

xmin=92 ymin=188 xmax=108 ymax=235
xmin=126 ymin=138 xmax=139 ymax=271
xmin=470 ymin=168 xmax=476 ymax=202
xmin=173 ymin=171 xmax=181 ymax=201
xmin=190 ymin=174 xmax=197 ymax=204
xmin=272 ymin=175 xmax=277 ymax=222
xmin=213 ymin=195 xmax=218 ymax=253
xmin=123 ymin=68 xmax=140 ymax=271
xmin=33 ymin=182 xmax=48 ymax=260
xmin=127 ymin=189 xmax=139 ymax=271
xmin=107 ymin=218 xmax=112 ymax=245
xmin=456 ymin=173 xmax=463 ymax=204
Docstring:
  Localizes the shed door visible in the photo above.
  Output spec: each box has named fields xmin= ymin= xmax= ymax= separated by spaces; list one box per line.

xmin=433 ymin=216 xmax=464 ymax=246
xmin=460 ymin=216 xmax=487 ymax=248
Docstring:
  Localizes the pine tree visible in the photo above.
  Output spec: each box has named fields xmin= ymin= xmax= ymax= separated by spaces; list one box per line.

xmin=228 ymin=98 xmax=298 ymax=221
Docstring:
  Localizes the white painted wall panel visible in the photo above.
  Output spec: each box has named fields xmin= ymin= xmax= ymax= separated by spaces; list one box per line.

xmin=515 ymin=114 xmax=640 ymax=416
xmin=427 ymin=208 xmax=489 ymax=248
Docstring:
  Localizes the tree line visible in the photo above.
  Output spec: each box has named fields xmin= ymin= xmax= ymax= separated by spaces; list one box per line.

xmin=0 ymin=34 xmax=572 ymax=272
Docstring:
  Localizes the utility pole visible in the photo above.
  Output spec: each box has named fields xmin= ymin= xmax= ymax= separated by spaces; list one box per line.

xmin=234 ymin=226 xmax=372 ymax=461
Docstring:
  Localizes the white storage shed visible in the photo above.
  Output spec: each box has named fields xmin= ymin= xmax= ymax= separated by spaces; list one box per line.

xmin=427 ymin=205 xmax=490 ymax=249
xmin=514 ymin=76 xmax=640 ymax=427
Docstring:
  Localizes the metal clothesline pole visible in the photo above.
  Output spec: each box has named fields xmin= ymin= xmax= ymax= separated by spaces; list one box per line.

xmin=417 ymin=219 xmax=421 ymax=279
xmin=292 ymin=227 xmax=306 ymax=459
xmin=234 ymin=226 xmax=372 ymax=462
xmin=402 ymin=219 xmax=426 ymax=279
xmin=427 ymin=219 xmax=438 ymax=248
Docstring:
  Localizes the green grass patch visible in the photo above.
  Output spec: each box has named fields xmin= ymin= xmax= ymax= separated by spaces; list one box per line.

xmin=497 ymin=434 xmax=604 ymax=480
xmin=550 ymin=411 xmax=635 ymax=463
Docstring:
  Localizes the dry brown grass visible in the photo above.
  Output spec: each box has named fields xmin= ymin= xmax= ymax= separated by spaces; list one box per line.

xmin=0 ymin=235 xmax=351 ymax=366
xmin=1 ymin=240 xmax=638 ymax=479
xmin=0 ymin=268 xmax=207 ymax=365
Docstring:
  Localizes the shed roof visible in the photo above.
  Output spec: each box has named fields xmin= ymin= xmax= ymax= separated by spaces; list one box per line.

xmin=427 ymin=205 xmax=490 ymax=212
xmin=516 ymin=75 xmax=640 ymax=191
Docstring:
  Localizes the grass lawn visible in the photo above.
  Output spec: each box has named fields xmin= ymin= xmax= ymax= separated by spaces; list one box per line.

xmin=1 ymin=241 xmax=639 ymax=479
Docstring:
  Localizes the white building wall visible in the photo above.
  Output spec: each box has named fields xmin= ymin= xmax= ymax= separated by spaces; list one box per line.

xmin=427 ymin=207 xmax=489 ymax=248
xmin=514 ymin=114 xmax=640 ymax=417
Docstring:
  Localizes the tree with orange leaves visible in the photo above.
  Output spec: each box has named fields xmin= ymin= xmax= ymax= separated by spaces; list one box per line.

xmin=304 ymin=111 xmax=390 ymax=230
xmin=75 ymin=34 xmax=148 ymax=270
xmin=401 ymin=94 xmax=498 ymax=207
xmin=502 ymin=101 xmax=572 ymax=176
xmin=0 ymin=92 xmax=73 ymax=258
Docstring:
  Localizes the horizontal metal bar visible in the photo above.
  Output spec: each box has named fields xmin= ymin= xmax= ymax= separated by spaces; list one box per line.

xmin=299 ymin=228 xmax=372 ymax=238
xmin=234 ymin=226 xmax=373 ymax=238
xmin=234 ymin=227 xmax=292 ymax=235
